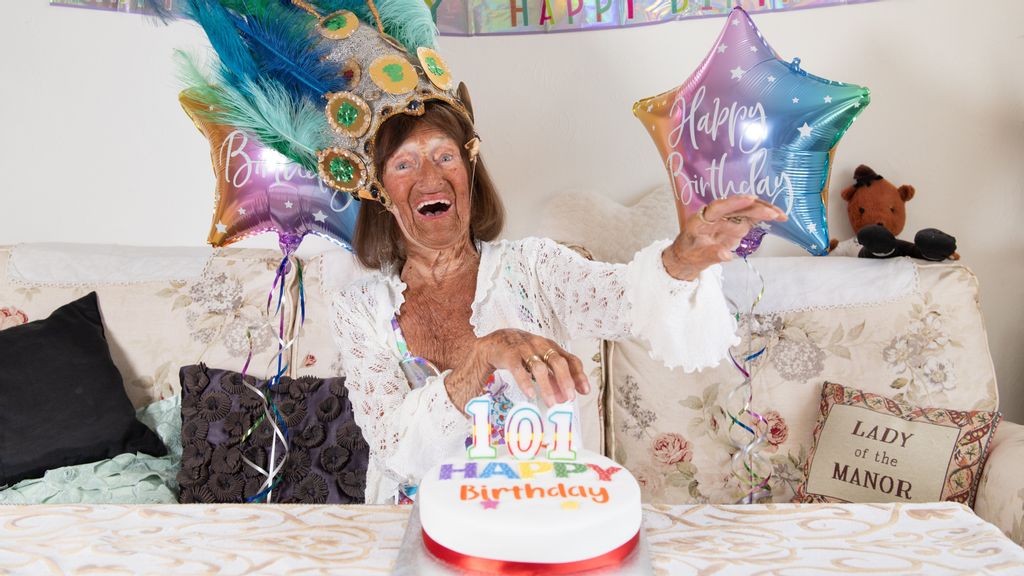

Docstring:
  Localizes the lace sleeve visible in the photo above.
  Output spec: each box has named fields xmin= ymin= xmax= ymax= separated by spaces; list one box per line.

xmin=532 ymin=237 xmax=739 ymax=372
xmin=330 ymin=281 xmax=468 ymax=495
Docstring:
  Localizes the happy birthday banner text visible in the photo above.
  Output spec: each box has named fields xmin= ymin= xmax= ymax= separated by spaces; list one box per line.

xmin=51 ymin=0 xmax=878 ymax=35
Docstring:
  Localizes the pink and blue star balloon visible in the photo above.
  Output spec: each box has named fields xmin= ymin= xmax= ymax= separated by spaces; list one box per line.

xmin=182 ymin=93 xmax=359 ymax=258
xmin=634 ymin=6 xmax=869 ymax=255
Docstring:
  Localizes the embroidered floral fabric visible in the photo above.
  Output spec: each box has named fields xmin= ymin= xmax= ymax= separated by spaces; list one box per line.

xmin=610 ymin=262 xmax=1000 ymax=505
xmin=330 ymin=237 xmax=736 ymax=504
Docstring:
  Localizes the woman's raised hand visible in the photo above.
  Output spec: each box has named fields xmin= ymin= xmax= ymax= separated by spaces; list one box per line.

xmin=663 ymin=195 xmax=787 ymax=281
xmin=447 ymin=328 xmax=589 ymax=411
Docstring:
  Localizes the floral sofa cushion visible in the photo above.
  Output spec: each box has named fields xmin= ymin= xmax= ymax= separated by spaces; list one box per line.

xmin=285 ymin=249 xmax=370 ymax=382
xmin=611 ymin=260 xmax=998 ymax=504
xmin=0 ymin=245 xmax=297 ymax=408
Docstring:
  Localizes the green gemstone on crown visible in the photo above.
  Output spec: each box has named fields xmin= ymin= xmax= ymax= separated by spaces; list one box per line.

xmin=382 ymin=63 xmax=405 ymax=82
xmin=336 ymin=102 xmax=359 ymax=127
xmin=329 ymin=157 xmax=354 ymax=183
xmin=425 ymin=57 xmax=445 ymax=77
xmin=324 ymin=14 xmax=347 ymax=31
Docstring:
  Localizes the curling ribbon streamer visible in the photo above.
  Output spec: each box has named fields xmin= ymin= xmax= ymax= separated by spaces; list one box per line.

xmin=724 ymin=256 xmax=772 ymax=504
xmin=422 ymin=530 xmax=640 ymax=575
xmin=239 ymin=254 xmax=306 ymax=503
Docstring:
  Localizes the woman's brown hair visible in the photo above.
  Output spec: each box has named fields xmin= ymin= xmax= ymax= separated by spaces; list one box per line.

xmin=353 ymin=101 xmax=504 ymax=270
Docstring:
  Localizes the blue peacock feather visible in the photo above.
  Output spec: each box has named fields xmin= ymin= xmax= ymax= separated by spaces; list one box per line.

xmin=226 ymin=1 xmax=349 ymax=102
xmin=175 ymin=0 xmax=439 ymax=171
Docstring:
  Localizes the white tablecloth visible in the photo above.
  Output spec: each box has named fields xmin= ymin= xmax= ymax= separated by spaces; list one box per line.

xmin=1 ymin=502 xmax=1021 ymax=574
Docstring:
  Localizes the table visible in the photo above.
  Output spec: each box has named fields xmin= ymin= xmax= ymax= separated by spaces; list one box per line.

xmin=1 ymin=502 xmax=1021 ymax=574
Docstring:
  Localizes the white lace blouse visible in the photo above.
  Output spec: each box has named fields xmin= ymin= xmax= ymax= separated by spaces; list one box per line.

xmin=330 ymin=237 xmax=739 ymax=504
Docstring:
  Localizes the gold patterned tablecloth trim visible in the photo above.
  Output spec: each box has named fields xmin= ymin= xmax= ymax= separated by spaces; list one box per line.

xmin=1 ymin=503 xmax=1021 ymax=575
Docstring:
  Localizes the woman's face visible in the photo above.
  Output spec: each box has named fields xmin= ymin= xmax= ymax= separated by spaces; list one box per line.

xmin=382 ymin=125 xmax=472 ymax=252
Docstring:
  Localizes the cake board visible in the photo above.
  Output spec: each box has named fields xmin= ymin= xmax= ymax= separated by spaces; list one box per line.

xmin=391 ymin=504 xmax=653 ymax=575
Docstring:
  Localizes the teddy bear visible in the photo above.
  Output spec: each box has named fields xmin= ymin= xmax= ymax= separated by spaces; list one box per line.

xmin=829 ymin=165 xmax=958 ymax=261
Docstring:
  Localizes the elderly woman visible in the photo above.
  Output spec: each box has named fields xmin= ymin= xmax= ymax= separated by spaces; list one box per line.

xmin=331 ymin=101 xmax=785 ymax=504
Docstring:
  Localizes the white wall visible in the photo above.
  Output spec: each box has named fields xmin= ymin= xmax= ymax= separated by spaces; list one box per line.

xmin=1 ymin=0 xmax=1022 ymax=420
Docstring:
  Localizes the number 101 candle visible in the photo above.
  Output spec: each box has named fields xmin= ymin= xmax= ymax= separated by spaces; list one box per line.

xmin=466 ymin=396 xmax=577 ymax=461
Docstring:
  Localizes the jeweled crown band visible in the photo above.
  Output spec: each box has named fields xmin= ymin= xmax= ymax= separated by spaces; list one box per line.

xmin=303 ymin=8 xmax=473 ymax=208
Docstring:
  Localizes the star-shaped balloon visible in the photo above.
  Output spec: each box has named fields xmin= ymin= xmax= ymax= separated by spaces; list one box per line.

xmin=181 ymin=92 xmax=359 ymax=257
xmin=634 ymin=7 xmax=869 ymax=255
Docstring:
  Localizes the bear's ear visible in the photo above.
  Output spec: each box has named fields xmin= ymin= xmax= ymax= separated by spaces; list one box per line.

xmin=841 ymin=185 xmax=858 ymax=202
xmin=898 ymin=184 xmax=915 ymax=202
xmin=853 ymin=164 xmax=877 ymax=181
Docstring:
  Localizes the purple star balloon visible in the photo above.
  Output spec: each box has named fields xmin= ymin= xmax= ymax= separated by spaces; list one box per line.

xmin=183 ymin=95 xmax=359 ymax=258
xmin=636 ymin=7 xmax=870 ymax=255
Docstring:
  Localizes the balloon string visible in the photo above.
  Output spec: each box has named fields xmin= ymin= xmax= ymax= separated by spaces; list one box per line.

xmin=296 ymin=259 xmax=306 ymax=325
xmin=239 ymin=254 xmax=306 ymax=503
xmin=724 ymin=255 xmax=772 ymax=504
xmin=268 ymin=256 xmax=288 ymax=315
xmin=273 ymin=256 xmax=288 ymax=389
xmin=239 ymin=333 xmax=254 ymax=382
xmin=729 ymin=346 xmax=765 ymax=379
xmin=238 ymin=331 xmax=258 ymax=445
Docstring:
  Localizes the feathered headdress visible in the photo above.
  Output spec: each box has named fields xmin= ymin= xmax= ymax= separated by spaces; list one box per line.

xmin=174 ymin=0 xmax=471 ymax=208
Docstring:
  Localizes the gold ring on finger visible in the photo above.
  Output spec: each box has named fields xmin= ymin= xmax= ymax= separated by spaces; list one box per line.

xmin=698 ymin=205 xmax=714 ymax=224
xmin=542 ymin=348 xmax=558 ymax=363
xmin=525 ymin=354 xmax=544 ymax=370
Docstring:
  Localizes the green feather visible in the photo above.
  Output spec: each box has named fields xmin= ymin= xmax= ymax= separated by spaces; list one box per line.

xmin=375 ymin=0 xmax=438 ymax=52
xmin=174 ymin=49 xmax=222 ymax=102
xmin=229 ymin=79 xmax=330 ymax=170
xmin=304 ymin=0 xmax=437 ymax=53
xmin=175 ymin=50 xmax=329 ymax=171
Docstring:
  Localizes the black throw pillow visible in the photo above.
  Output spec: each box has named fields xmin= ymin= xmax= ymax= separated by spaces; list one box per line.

xmin=0 ymin=292 xmax=167 ymax=487
xmin=177 ymin=364 xmax=368 ymax=504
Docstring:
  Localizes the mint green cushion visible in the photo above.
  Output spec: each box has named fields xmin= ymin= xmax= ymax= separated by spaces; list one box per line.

xmin=0 ymin=395 xmax=181 ymax=504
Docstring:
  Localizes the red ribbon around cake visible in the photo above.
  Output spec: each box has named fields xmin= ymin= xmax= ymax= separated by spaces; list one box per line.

xmin=422 ymin=530 xmax=640 ymax=575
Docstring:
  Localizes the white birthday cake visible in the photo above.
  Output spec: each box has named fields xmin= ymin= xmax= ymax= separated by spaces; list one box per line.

xmin=417 ymin=451 xmax=642 ymax=572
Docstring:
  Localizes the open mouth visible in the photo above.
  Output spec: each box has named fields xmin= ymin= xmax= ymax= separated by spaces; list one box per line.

xmin=416 ymin=199 xmax=452 ymax=217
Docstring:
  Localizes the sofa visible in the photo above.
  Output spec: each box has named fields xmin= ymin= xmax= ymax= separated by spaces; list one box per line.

xmin=0 ymin=241 xmax=602 ymax=505
xmin=538 ymin=187 xmax=1024 ymax=545
xmin=0 ymin=187 xmax=1021 ymax=549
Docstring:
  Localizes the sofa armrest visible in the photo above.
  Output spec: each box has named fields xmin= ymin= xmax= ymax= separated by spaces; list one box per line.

xmin=974 ymin=420 xmax=1024 ymax=545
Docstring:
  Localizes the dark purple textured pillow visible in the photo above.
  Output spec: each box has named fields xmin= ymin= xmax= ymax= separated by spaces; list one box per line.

xmin=177 ymin=364 xmax=368 ymax=504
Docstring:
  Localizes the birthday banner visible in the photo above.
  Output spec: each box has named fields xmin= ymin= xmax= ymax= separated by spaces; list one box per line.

xmin=431 ymin=0 xmax=877 ymax=35
xmin=50 ymin=0 xmax=167 ymax=14
xmin=51 ymin=0 xmax=878 ymax=35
